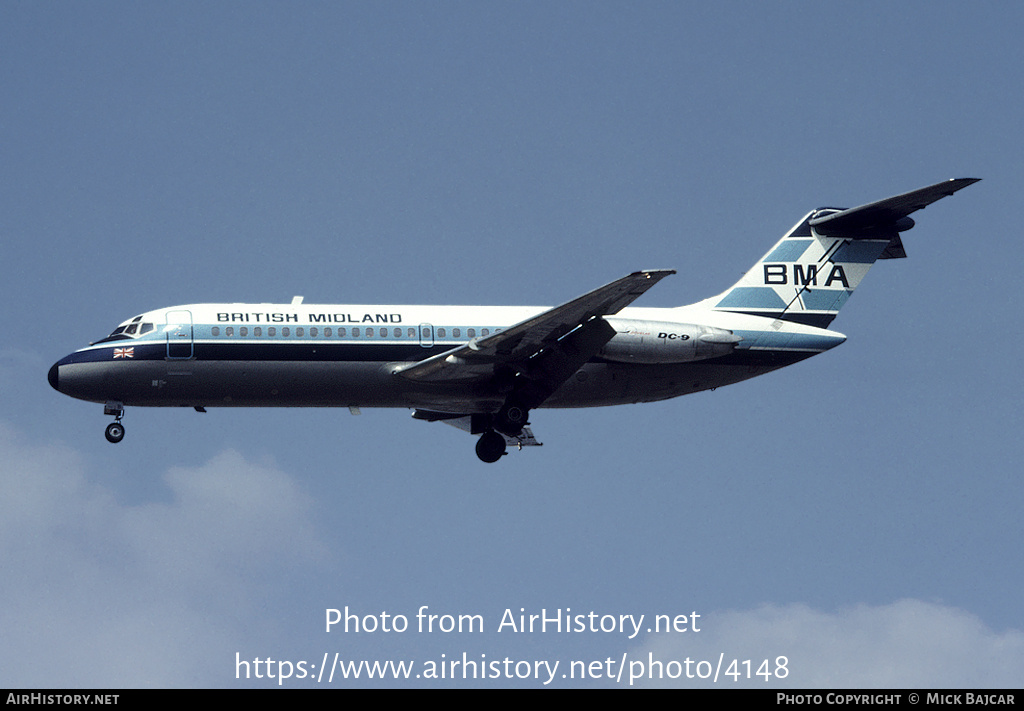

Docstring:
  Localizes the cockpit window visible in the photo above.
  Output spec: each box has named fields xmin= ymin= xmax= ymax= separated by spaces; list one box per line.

xmin=94 ymin=318 xmax=155 ymax=344
xmin=95 ymin=332 xmax=131 ymax=344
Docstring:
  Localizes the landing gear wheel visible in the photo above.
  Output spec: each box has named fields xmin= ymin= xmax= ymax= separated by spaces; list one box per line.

xmin=105 ymin=422 xmax=125 ymax=444
xmin=475 ymin=430 xmax=506 ymax=463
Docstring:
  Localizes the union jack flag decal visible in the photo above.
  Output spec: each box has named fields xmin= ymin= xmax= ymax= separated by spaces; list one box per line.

xmin=113 ymin=347 xmax=134 ymax=359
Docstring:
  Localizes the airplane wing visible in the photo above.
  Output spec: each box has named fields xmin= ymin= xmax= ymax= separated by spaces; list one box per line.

xmin=392 ymin=269 xmax=675 ymax=387
xmin=809 ymin=178 xmax=980 ymax=236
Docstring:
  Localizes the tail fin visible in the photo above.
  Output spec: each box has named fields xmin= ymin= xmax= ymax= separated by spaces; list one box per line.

xmin=710 ymin=178 xmax=980 ymax=328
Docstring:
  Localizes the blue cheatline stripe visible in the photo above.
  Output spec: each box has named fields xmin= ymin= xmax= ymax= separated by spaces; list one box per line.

xmin=832 ymin=240 xmax=889 ymax=264
xmin=764 ymin=239 xmax=813 ymax=263
xmin=784 ymin=333 xmax=845 ymax=350
xmin=715 ymin=287 xmax=787 ymax=310
xmin=733 ymin=330 xmax=845 ymax=352
xmin=62 ymin=341 xmax=451 ymax=364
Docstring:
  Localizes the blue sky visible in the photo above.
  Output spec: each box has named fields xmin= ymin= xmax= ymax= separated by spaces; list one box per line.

xmin=2 ymin=2 xmax=1022 ymax=687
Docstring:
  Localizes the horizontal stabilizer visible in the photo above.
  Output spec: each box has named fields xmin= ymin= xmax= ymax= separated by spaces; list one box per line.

xmin=809 ymin=178 xmax=980 ymax=236
xmin=710 ymin=177 xmax=979 ymax=327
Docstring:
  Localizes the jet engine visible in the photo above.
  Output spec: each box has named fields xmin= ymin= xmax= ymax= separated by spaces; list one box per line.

xmin=598 ymin=318 xmax=741 ymax=364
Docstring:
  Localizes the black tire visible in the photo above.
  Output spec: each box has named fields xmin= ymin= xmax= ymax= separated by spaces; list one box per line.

xmin=105 ymin=422 xmax=125 ymax=444
xmin=475 ymin=430 xmax=506 ymax=463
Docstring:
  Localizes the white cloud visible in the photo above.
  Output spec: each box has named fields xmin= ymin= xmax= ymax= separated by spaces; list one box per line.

xmin=4 ymin=420 xmax=1021 ymax=689
xmin=630 ymin=600 xmax=1024 ymax=688
xmin=0 ymin=424 xmax=324 ymax=687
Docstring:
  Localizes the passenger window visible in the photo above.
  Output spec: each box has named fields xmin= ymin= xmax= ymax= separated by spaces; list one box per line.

xmin=240 ymin=326 xmax=248 ymax=337
xmin=226 ymin=327 xmax=234 ymax=337
xmin=282 ymin=327 xmax=290 ymax=337
xmin=212 ymin=326 xmax=220 ymax=337
xmin=296 ymin=327 xmax=304 ymax=337
xmin=380 ymin=327 xmax=387 ymax=337
xmin=310 ymin=327 xmax=318 ymax=337
xmin=254 ymin=326 xmax=262 ymax=337
xmin=268 ymin=327 xmax=276 ymax=337
xmin=438 ymin=328 xmax=446 ymax=338
xmin=453 ymin=328 xmax=461 ymax=338
xmin=408 ymin=327 xmax=416 ymax=338
xmin=325 ymin=327 xmax=332 ymax=337
xmin=394 ymin=327 xmax=402 ymax=337
xmin=339 ymin=327 xmax=347 ymax=337
xmin=467 ymin=328 xmax=475 ymax=338
xmin=482 ymin=328 xmax=490 ymax=336
xmin=353 ymin=327 xmax=360 ymax=337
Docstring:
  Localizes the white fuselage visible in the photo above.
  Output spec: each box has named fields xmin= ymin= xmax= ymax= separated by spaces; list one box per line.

xmin=49 ymin=300 xmax=845 ymax=414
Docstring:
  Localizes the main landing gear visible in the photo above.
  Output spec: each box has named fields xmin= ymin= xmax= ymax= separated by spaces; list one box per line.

xmin=474 ymin=398 xmax=531 ymax=463
xmin=475 ymin=430 xmax=506 ymax=463
xmin=104 ymin=401 xmax=125 ymax=444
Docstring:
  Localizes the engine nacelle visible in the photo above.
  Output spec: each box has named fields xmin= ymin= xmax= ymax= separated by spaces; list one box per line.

xmin=599 ymin=318 xmax=741 ymax=364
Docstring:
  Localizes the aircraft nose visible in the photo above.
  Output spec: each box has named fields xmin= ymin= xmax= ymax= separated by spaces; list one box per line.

xmin=48 ymin=362 xmax=60 ymax=391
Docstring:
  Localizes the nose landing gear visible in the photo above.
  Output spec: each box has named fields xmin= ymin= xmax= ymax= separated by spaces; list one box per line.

xmin=103 ymin=401 xmax=125 ymax=443
xmin=105 ymin=421 xmax=125 ymax=443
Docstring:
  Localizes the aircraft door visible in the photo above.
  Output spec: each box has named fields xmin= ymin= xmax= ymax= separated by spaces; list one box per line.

xmin=166 ymin=310 xmax=194 ymax=359
xmin=419 ymin=323 xmax=434 ymax=348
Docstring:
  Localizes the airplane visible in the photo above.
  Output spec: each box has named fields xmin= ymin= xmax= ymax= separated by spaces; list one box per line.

xmin=48 ymin=178 xmax=979 ymax=462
